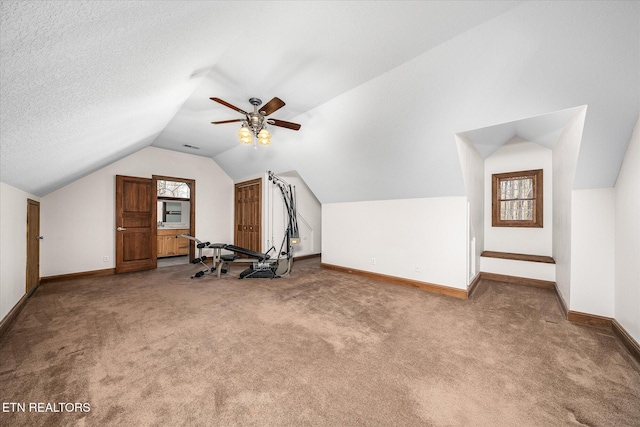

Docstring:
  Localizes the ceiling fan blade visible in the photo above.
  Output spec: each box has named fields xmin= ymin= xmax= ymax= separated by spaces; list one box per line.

xmin=210 ymin=97 xmax=248 ymax=115
xmin=259 ymin=97 xmax=286 ymax=116
xmin=211 ymin=119 xmax=244 ymax=125
xmin=268 ymin=119 xmax=301 ymax=131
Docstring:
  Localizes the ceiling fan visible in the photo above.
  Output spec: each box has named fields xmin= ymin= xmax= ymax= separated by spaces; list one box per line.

xmin=210 ymin=97 xmax=301 ymax=146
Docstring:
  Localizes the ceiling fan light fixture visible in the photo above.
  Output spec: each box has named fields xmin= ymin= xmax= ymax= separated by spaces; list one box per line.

xmin=211 ymin=97 xmax=300 ymax=147
xmin=238 ymin=125 xmax=251 ymax=138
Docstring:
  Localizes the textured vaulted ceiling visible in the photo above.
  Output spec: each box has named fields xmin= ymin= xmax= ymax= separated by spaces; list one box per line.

xmin=1 ymin=1 xmax=638 ymax=202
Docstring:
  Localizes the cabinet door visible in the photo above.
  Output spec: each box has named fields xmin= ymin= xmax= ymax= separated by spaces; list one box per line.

xmin=157 ymin=236 xmax=166 ymax=257
xmin=165 ymin=235 xmax=178 ymax=256
xmin=177 ymin=236 xmax=189 ymax=255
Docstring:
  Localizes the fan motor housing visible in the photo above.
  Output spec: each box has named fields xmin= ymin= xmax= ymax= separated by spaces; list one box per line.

xmin=250 ymin=114 xmax=262 ymax=126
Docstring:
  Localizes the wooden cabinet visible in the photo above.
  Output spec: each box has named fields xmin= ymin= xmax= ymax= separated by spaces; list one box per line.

xmin=157 ymin=228 xmax=190 ymax=257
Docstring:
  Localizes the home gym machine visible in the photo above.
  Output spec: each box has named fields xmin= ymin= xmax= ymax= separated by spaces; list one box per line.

xmin=181 ymin=170 xmax=300 ymax=279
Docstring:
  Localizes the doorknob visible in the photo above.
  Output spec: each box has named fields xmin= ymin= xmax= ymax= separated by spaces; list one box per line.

xmin=116 ymin=227 xmax=127 ymax=231
xmin=37 ymin=236 xmax=44 ymax=240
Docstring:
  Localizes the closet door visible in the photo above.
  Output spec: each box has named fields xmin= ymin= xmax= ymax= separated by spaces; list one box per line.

xmin=234 ymin=178 xmax=262 ymax=254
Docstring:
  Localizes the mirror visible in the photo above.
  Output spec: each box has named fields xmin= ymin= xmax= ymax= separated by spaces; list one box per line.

xmin=163 ymin=201 xmax=182 ymax=222
xmin=157 ymin=201 xmax=190 ymax=227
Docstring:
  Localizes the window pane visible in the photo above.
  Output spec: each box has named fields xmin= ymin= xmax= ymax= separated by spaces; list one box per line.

xmin=501 ymin=200 xmax=533 ymax=220
xmin=157 ymin=180 xmax=190 ymax=198
xmin=519 ymin=178 xmax=533 ymax=199
xmin=500 ymin=180 xmax=508 ymax=199
xmin=500 ymin=177 xmax=533 ymax=200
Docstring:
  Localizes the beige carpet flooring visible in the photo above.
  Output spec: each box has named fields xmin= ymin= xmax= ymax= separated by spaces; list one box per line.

xmin=1 ymin=258 xmax=639 ymax=426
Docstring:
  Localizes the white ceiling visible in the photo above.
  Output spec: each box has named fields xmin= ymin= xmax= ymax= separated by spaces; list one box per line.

xmin=1 ymin=1 xmax=638 ymax=202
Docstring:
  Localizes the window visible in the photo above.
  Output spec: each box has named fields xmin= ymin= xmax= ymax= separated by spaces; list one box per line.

xmin=492 ymin=169 xmax=543 ymax=228
xmin=157 ymin=179 xmax=190 ymax=199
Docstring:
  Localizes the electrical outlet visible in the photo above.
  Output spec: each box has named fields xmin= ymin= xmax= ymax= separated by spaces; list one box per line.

xmin=103 ymin=256 xmax=109 ymax=262
xmin=415 ymin=266 xmax=420 ymax=272
xmin=372 ymin=258 xmax=376 ymax=265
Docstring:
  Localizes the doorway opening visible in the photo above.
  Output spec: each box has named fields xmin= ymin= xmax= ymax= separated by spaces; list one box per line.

xmin=153 ymin=175 xmax=195 ymax=268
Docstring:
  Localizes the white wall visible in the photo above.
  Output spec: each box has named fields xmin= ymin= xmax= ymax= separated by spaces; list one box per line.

xmin=615 ymin=117 xmax=640 ymax=342
xmin=570 ymin=189 xmax=615 ymax=317
xmin=480 ymin=257 xmax=555 ymax=282
xmin=40 ymin=147 xmax=233 ymax=276
xmin=455 ymin=133 xmax=484 ymax=283
xmin=322 ymin=197 xmax=468 ymax=289
xmin=553 ymin=107 xmax=587 ymax=308
xmin=264 ymin=171 xmax=321 ymax=258
xmin=484 ymin=138 xmax=553 ymax=256
xmin=0 ymin=182 xmax=38 ymax=320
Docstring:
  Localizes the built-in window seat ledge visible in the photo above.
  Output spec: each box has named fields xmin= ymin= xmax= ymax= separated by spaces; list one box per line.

xmin=481 ymin=251 xmax=555 ymax=264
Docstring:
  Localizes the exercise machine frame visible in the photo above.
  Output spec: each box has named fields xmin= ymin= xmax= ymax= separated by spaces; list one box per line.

xmin=181 ymin=170 xmax=300 ymax=279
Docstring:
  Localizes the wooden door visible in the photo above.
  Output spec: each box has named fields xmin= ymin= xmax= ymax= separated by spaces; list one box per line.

xmin=115 ymin=175 xmax=157 ymax=273
xmin=235 ymin=178 xmax=262 ymax=253
xmin=26 ymin=199 xmax=41 ymax=295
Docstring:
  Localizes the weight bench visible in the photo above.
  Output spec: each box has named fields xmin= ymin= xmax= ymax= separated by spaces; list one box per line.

xmin=207 ymin=243 xmax=278 ymax=279
xmin=223 ymin=244 xmax=270 ymax=262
